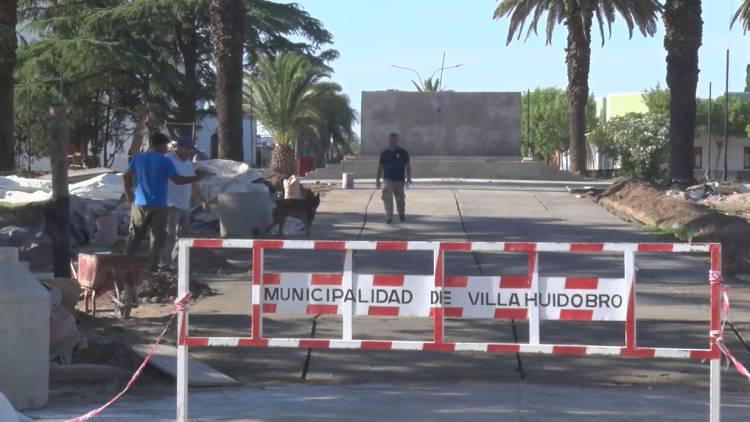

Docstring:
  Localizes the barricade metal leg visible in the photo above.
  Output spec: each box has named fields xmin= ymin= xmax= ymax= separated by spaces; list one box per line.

xmin=342 ymin=250 xmax=353 ymax=340
xmin=709 ymin=243 xmax=722 ymax=422
xmin=433 ymin=245 xmax=444 ymax=343
xmin=177 ymin=241 xmax=189 ymax=422
xmin=624 ymin=250 xmax=636 ymax=349
xmin=528 ymin=251 xmax=540 ymax=345
xmin=252 ymin=246 xmax=265 ymax=339
xmin=710 ymin=357 xmax=721 ymax=421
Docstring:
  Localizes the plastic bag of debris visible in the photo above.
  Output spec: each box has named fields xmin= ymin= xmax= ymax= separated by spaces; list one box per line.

xmin=686 ymin=183 xmax=716 ymax=200
xmin=284 ymin=175 xmax=302 ymax=199
xmin=69 ymin=173 xmax=124 ymax=201
xmin=193 ymin=159 xmax=264 ymax=205
xmin=281 ymin=217 xmax=306 ymax=235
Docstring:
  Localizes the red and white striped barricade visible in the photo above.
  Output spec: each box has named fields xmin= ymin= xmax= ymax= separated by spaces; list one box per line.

xmin=176 ymin=240 xmax=723 ymax=422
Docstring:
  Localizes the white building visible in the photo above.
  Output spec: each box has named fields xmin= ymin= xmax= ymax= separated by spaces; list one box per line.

xmin=587 ymin=92 xmax=750 ymax=180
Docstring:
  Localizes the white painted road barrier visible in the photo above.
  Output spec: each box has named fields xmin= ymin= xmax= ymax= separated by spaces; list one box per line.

xmin=176 ymin=240 xmax=724 ymax=422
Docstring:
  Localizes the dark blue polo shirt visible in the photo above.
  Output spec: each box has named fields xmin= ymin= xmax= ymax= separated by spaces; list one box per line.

xmin=379 ymin=147 xmax=410 ymax=182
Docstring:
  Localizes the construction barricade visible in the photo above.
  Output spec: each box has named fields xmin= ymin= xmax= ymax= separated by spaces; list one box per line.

xmin=176 ymin=240 xmax=724 ymax=422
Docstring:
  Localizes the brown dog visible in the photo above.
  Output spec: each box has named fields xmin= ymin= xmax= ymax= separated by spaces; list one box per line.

xmin=269 ymin=193 xmax=321 ymax=237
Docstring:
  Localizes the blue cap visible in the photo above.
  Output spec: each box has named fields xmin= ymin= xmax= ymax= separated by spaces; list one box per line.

xmin=177 ymin=136 xmax=194 ymax=148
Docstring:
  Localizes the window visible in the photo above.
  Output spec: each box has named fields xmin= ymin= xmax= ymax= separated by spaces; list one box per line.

xmin=693 ymin=147 xmax=703 ymax=169
xmin=744 ymin=147 xmax=750 ymax=169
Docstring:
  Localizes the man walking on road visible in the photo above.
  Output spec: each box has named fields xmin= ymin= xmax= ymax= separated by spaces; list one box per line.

xmin=376 ymin=132 xmax=412 ymax=224
xmin=159 ymin=136 xmax=210 ymax=272
xmin=123 ymin=133 xmax=208 ymax=272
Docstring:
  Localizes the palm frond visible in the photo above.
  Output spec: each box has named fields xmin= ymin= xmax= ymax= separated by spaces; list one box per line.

xmin=493 ymin=0 xmax=661 ymax=46
xmin=732 ymin=1 xmax=750 ymax=33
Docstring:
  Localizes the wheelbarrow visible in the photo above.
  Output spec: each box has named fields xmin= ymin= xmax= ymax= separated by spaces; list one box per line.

xmin=75 ymin=253 xmax=147 ymax=319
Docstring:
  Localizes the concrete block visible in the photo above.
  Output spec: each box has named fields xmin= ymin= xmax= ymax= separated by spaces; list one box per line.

xmin=361 ymin=91 xmax=520 ymax=156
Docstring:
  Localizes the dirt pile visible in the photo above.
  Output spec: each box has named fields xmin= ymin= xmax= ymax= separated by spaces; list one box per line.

xmin=139 ymin=273 xmax=218 ymax=304
xmin=595 ymin=179 xmax=750 ymax=274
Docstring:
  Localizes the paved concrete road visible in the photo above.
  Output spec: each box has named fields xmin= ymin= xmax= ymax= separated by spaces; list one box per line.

xmin=29 ymin=382 xmax=750 ymax=421
xmin=179 ymin=184 xmax=750 ymax=391
xmin=36 ymin=183 xmax=749 ymax=420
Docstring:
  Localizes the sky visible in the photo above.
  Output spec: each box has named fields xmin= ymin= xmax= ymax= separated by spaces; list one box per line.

xmin=294 ymin=0 xmax=750 ymax=130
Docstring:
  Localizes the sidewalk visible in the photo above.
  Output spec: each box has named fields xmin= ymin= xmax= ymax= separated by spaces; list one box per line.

xmin=29 ymin=382 xmax=750 ymax=421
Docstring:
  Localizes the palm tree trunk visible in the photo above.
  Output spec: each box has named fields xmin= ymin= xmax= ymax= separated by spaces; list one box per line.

xmin=664 ymin=0 xmax=702 ymax=185
xmin=0 ymin=0 xmax=17 ymax=172
xmin=564 ymin=3 xmax=592 ymax=175
xmin=272 ymin=144 xmax=296 ymax=179
xmin=210 ymin=0 xmax=244 ymax=162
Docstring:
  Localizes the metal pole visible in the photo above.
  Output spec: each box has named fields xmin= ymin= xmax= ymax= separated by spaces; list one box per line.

xmin=176 ymin=240 xmax=189 ymax=422
xmin=724 ymin=49 xmax=729 ymax=182
xmin=342 ymin=249 xmax=353 ymax=340
xmin=527 ymin=89 xmax=532 ymax=158
xmin=706 ymin=82 xmax=714 ymax=180
xmin=27 ymin=86 xmax=31 ymax=171
xmin=439 ymin=51 xmax=446 ymax=89
xmin=710 ymin=358 xmax=721 ymax=422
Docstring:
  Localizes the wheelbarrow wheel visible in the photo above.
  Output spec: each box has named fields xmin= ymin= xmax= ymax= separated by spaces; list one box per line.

xmin=113 ymin=283 xmax=132 ymax=319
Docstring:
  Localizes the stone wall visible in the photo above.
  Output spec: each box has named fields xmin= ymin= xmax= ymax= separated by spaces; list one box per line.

xmin=361 ymin=91 xmax=521 ymax=156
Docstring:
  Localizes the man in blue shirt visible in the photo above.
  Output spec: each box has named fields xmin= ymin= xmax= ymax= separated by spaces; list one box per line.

xmin=123 ymin=133 xmax=208 ymax=272
xmin=376 ymin=132 xmax=412 ymax=224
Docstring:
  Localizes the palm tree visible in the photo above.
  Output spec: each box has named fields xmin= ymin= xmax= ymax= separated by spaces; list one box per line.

xmin=210 ymin=0 xmax=245 ymax=162
xmin=664 ymin=0 xmax=702 ymax=185
xmin=211 ymin=0 xmax=332 ymax=163
xmin=413 ymin=77 xmax=442 ymax=92
xmin=493 ymin=1 xmax=660 ymax=175
xmin=246 ymin=53 xmax=329 ymax=178
xmin=733 ymin=1 xmax=750 ymax=31
xmin=0 ymin=0 xmax=17 ymax=171
xmin=305 ymin=83 xmax=358 ymax=165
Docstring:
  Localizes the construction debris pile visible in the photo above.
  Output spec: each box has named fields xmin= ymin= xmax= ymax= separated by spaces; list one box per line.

xmin=667 ymin=182 xmax=750 ymax=221
xmin=139 ymin=272 xmax=218 ymax=304
xmin=0 ymin=160 xmax=279 ymax=271
xmin=585 ymin=179 xmax=750 ymax=274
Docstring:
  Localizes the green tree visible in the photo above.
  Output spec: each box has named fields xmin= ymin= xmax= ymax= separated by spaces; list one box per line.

xmin=248 ymin=53 xmax=332 ymax=178
xmin=732 ymin=1 xmax=750 ymax=33
xmin=663 ymin=0 xmax=702 ymax=185
xmin=642 ymin=84 xmax=670 ymax=116
xmin=591 ymin=112 xmax=669 ymax=181
xmin=304 ymin=83 xmax=358 ymax=165
xmin=494 ymin=0 xmax=661 ymax=175
xmin=15 ymin=0 xmax=332 ymax=164
xmin=15 ymin=0 xmax=161 ymax=164
xmin=211 ymin=0 xmax=332 ymax=162
xmin=520 ymin=87 xmax=597 ymax=163
xmin=413 ymin=77 xmax=442 ymax=92
xmin=210 ymin=0 xmax=244 ymax=161
xmin=0 ymin=0 xmax=17 ymax=171
xmin=243 ymin=62 xmax=357 ymax=169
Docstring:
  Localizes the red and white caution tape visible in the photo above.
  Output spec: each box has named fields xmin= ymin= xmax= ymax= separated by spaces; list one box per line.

xmin=67 ymin=292 xmax=192 ymax=422
xmin=709 ymin=271 xmax=750 ymax=381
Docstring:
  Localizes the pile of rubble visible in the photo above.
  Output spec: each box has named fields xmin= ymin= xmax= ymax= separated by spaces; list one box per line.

xmin=0 ymin=160 xmax=281 ymax=270
xmin=666 ymin=182 xmax=750 ymax=221
xmin=139 ymin=272 xmax=218 ymax=304
xmin=592 ymin=179 xmax=750 ymax=274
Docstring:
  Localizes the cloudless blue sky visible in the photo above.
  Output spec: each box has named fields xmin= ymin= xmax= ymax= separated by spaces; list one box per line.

xmin=294 ymin=0 xmax=750 ymax=129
